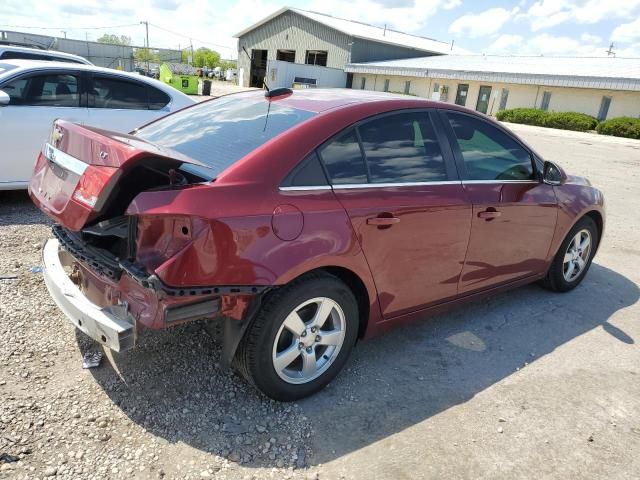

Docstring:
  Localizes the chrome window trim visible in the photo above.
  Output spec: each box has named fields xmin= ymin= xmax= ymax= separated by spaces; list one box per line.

xmin=279 ymin=185 xmax=332 ymax=192
xmin=461 ymin=180 xmax=539 ymax=184
xmin=333 ymin=180 xmax=461 ymax=189
xmin=279 ymin=179 xmax=540 ymax=191
xmin=43 ymin=143 xmax=87 ymax=176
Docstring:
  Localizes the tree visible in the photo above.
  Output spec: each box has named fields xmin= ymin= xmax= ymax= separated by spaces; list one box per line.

xmin=134 ymin=48 xmax=160 ymax=63
xmin=96 ymin=34 xmax=131 ymax=46
xmin=193 ymin=47 xmax=221 ymax=68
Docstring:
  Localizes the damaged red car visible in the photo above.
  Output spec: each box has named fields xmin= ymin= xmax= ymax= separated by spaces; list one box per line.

xmin=30 ymin=89 xmax=605 ymax=400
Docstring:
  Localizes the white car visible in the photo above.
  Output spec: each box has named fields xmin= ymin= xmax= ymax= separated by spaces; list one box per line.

xmin=0 ymin=60 xmax=196 ymax=190
xmin=0 ymin=45 xmax=92 ymax=65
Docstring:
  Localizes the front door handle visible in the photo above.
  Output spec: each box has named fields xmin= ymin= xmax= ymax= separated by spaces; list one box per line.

xmin=367 ymin=216 xmax=400 ymax=226
xmin=478 ymin=208 xmax=501 ymax=220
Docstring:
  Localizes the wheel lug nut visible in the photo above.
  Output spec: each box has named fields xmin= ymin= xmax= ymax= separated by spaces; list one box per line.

xmin=311 ymin=327 xmax=317 ymax=333
xmin=315 ymin=336 xmax=321 ymax=342
xmin=306 ymin=347 xmax=312 ymax=353
xmin=301 ymin=331 xmax=307 ymax=337
xmin=298 ymin=343 xmax=304 ymax=349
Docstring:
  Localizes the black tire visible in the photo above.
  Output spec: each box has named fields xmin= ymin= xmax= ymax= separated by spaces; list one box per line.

xmin=234 ymin=272 xmax=358 ymax=401
xmin=541 ymin=216 xmax=598 ymax=292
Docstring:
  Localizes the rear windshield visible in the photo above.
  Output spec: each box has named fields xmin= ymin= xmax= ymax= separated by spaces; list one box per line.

xmin=136 ymin=94 xmax=316 ymax=180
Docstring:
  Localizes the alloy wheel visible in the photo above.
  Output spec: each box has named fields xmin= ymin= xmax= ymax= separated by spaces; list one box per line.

xmin=271 ymin=297 xmax=346 ymax=385
xmin=563 ymin=229 xmax=592 ymax=282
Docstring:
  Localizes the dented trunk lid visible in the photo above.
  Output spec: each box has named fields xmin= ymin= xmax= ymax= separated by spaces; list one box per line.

xmin=29 ymin=119 xmax=210 ymax=231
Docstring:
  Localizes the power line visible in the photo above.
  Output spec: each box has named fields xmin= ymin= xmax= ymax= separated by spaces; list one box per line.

xmin=0 ymin=23 xmax=139 ymax=31
xmin=147 ymin=22 xmax=235 ymax=52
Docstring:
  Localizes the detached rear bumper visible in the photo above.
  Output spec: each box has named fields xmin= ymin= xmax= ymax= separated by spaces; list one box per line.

xmin=42 ymin=238 xmax=135 ymax=352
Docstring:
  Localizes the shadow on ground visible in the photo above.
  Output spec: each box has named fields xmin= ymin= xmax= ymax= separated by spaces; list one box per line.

xmin=80 ymin=263 xmax=637 ymax=468
xmin=0 ymin=191 xmax=50 ymax=226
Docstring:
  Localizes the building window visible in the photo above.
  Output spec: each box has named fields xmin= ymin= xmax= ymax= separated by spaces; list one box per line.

xmin=276 ymin=49 xmax=295 ymax=63
xmin=383 ymin=79 xmax=390 ymax=92
xmin=404 ymin=80 xmax=411 ymax=95
xmin=305 ymin=50 xmax=327 ymax=66
xmin=499 ymin=88 xmax=509 ymax=111
xmin=360 ymin=77 xmax=366 ymax=90
xmin=597 ymin=96 xmax=611 ymax=121
xmin=541 ymin=91 xmax=552 ymax=111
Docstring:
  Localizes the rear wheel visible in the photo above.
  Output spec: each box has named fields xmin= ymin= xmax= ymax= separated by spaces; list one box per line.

xmin=234 ymin=273 xmax=358 ymax=401
xmin=541 ymin=216 xmax=598 ymax=292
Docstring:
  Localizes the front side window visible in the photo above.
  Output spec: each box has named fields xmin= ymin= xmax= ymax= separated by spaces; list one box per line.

xmin=92 ymin=76 xmax=147 ymax=109
xmin=1 ymin=73 xmax=79 ymax=107
xmin=447 ymin=112 xmax=534 ymax=181
xmin=137 ymin=93 xmax=316 ymax=180
xmin=358 ymin=112 xmax=447 ymax=183
xmin=318 ymin=130 xmax=368 ymax=185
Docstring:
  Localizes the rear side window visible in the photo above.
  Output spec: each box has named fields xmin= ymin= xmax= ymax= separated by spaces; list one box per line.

xmin=282 ymin=152 xmax=328 ymax=187
xmin=358 ymin=112 xmax=447 ymax=183
xmin=318 ymin=130 xmax=368 ymax=185
xmin=446 ymin=112 xmax=534 ymax=181
xmin=137 ymin=94 xmax=316 ymax=179
xmin=1 ymin=73 xmax=79 ymax=107
xmin=92 ymin=76 xmax=147 ymax=109
xmin=148 ymin=87 xmax=170 ymax=110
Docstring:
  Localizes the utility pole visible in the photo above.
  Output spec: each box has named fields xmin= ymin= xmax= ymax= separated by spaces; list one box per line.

xmin=61 ymin=31 xmax=67 ymax=39
xmin=140 ymin=20 xmax=149 ymax=73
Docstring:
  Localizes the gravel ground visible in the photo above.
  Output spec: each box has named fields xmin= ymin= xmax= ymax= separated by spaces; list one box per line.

xmin=1 ymin=124 xmax=639 ymax=479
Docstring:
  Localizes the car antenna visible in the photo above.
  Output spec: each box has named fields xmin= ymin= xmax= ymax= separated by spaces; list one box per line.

xmin=242 ymin=46 xmax=270 ymax=94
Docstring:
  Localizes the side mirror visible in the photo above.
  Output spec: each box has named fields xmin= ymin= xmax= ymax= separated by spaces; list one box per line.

xmin=0 ymin=90 xmax=9 ymax=106
xmin=542 ymin=160 xmax=563 ymax=186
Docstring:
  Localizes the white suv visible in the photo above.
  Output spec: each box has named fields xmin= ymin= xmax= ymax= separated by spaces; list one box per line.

xmin=0 ymin=45 xmax=92 ymax=65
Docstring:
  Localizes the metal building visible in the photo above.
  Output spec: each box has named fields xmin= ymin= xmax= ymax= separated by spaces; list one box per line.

xmin=234 ymin=7 xmax=466 ymax=89
xmin=0 ymin=30 xmax=181 ymax=71
xmin=346 ymin=55 xmax=640 ymax=120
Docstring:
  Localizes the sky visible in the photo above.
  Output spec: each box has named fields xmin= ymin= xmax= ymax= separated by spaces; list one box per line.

xmin=1 ymin=0 xmax=639 ymax=59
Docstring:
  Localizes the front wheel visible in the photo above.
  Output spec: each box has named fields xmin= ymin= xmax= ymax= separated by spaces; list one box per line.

xmin=234 ymin=273 xmax=358 ymax=401
xmin=541 ymin=216 xmax=598 ymax=292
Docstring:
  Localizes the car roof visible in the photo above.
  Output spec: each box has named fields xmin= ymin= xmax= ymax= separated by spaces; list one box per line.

xmin=0 ymin=60 xmax=191 ymax=100
xmin=0 ymin=45 xmax=92 ymax=64
xmin=229 ymin=88 xmax=459 ymax=114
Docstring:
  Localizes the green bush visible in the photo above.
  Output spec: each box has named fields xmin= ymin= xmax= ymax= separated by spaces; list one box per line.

xmin=496 ymin=108 xmax=547 ymax=126
xmin=596 ymin=117 xmax=640 ymax=139
xmin=544 ymin=112 xmax=598 ymax=131
xmin=496 ymin=108 xmax=597 ymax=132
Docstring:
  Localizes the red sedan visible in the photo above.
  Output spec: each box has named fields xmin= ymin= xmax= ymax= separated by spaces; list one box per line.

xmin=30 ymin=88 xmax=604 ymax=401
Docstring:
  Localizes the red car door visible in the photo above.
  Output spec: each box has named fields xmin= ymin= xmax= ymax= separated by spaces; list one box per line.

xmin=318 ymin=110 xmax=472 ymax=319
xmin=440 ymin=110 xmax=558 ymax=294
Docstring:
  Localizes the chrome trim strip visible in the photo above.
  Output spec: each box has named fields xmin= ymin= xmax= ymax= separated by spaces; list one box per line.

xmin=43 ymin=143 xmax=88 ymax=176
xmin=279 ymin=185 xmax=333 ymax=192
xmin=461 ymin=180 xmax=539 ymax=184
xmin=333 ymin=181 xmax=462 ymax=189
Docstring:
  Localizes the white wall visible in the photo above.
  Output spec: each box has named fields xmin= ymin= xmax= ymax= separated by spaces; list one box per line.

xmin=267 ymin=60 xmax=347 ymax=89
xmin=352 ymin=73 xmax=640 ymax=120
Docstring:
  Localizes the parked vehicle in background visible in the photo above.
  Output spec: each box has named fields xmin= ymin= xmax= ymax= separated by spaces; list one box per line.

xmin=0 ymin=60 xmax=195 ymax=190
xmin=30 ymin=89 xmax=604 ymax=401
xmin=225 ymin=68 xmax=237 ymax=82
xmin=0 ymin=44 xmax=92 ymax=65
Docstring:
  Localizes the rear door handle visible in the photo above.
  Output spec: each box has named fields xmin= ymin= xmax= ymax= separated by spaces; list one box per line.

xmin=478 ymin=209 xmax=501 ymax=220
xmin=367 ymin=216 xmax=400 ymax=226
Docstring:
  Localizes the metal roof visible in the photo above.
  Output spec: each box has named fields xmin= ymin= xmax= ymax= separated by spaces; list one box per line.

xmin=346 ymin=55 xmax=640 ymax=91
xmin=234 ymin=7 xmax=468 ymax=55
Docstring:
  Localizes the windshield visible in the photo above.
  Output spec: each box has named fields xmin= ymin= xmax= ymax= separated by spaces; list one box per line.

xmin=136 ymin=93 xmax=316 ymax=180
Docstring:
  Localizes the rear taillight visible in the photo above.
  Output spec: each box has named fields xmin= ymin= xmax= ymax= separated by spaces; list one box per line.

xmin=72 ymin=165 xmax=119 ymax=209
